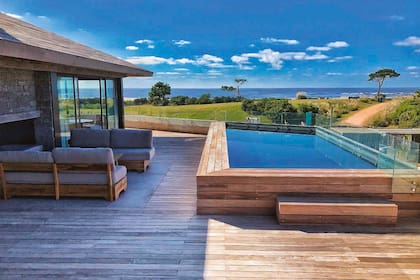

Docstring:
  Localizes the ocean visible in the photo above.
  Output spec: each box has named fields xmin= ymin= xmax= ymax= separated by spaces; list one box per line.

xmin=122 ymin=87 xmax=418 ymax=99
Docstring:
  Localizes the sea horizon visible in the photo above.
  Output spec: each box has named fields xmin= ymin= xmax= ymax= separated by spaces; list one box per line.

xmin=120 ymin=87 xmax=419 ymax=99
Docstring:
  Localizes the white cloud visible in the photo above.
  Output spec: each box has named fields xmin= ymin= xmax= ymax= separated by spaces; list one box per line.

xmin=407 ymin=66 xmax=419 ymax=70
xmin=307 ymin=41 xmax=349 ymax=52
xmin=394 ymin=36 xmax=420 ymax=46
xmin=240 ymin=65 xmax=256 ymax=70
xmin=126 ymin=54 xmax=228 ymax=68
xmin=260 ymin=37 xmax=299 ymax=45
xmin=126 ymin=56 xmax=176 ymax=65
xmin=3 ymin=12 xmax=23 ymax=19
xmin=249 ymin=43 xmax=256 ymax=48
xmin=135 ymin=39 xmax=155 ymax=49
xmin=307 ymin=46 xmax=331 ymax=51
xmin=303 ymin=52 xmax=329 ymax=60
xmin=328 ymin=56 xmax=353 ymax=63
xmin=326 ymin=72 xmax=342 ymax=76
xmin=196 ymin=54 xmax=231 ymax=68
xmin=389 ymin=15 xmax=405 ymax=21
xmin=174 ymin=68 xmax=189 ymax=71
xmin=231 ymin=49 xmax=327 ymax=70
xmin=208 ymin=70 xmax=222 ymax=76
xmin=231 ymin=55 xmax=250 ymax=64
xmin=231 ymin=55 xmax=255 ymax=70
xmin=156 ymin=72 xmax=180 ymax=75
xmin=173 ymin=39 xmax=191 ymax=47
xmin=175 ymin=58 xmax=195 ymax=64
xmin=125 ymin=46 xmax=139 ymax=51
xmin=37 ymin=15 xmax=48 ymax=19
xmin=196 ymin=54 xmax=223 ymax=63
xmin=326 ymin=41 xmax=349 ymax=48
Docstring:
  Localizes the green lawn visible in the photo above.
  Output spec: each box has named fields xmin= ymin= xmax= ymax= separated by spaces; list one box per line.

xmin=124 ymin=102 xmax=268 ymax=122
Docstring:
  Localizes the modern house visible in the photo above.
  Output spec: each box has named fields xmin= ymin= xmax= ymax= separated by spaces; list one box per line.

xmin=0 ymin=13 xmax=152 ymax=150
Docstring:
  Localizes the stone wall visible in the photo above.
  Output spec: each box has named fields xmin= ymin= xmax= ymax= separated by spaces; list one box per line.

xmin=0 ymin=67 xmax=36 ymax=115
xmin=0 ymin=67 xmax=55 ymax=149
xmin=34 ymin=71 xmax=54 ymax=150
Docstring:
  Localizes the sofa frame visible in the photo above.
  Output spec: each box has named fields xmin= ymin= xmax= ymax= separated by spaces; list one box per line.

xmin=55 ymin=162 xmax=127 ymax=201
xmin=0 ymin=162 xmax=59 ymax=200
xmin=0 ymin=162 xmax=127 ymax=201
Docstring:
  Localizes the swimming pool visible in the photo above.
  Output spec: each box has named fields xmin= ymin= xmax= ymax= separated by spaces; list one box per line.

xmin=227 ymin=129 xmax=376 ymax=169
xmin=196 ymin=122 xmax=393 ymax=215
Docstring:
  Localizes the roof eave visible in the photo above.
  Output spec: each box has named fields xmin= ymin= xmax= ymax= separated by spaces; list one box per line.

xmin=0 ymin=39 xmax=153 ymax=77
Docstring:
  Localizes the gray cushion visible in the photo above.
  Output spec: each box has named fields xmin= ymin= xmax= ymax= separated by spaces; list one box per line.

xmin=0 ymin=151 xmax=53 ymax=163
xmin=112 ymin=147 xmax=156 ymax=161
xmin=52 ymin=148 xmax=115 ymax=169
xmin=58 ymin=165 xmax=127 ymax=185
xmin=70 ymin=129 xmax=110 ymax=148
xmin=5 ymin=172 xmax=54 ymax=184
xmin=110 ymin=129 xmax=153 ymax=149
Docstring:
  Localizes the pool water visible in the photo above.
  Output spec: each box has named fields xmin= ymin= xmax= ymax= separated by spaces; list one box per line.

xmin=227 ymin=129 xmax=376 ymax=169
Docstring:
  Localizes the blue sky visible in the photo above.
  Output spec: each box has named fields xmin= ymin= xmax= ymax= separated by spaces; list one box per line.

xmin=1 ymin=0 xmax=420 ymax=88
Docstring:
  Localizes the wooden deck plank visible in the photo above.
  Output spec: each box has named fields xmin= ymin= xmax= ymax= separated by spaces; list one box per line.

xmin=1 ymin=131 xmax=420 ymax=279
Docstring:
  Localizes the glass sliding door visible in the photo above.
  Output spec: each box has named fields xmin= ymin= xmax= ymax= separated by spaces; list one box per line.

xmin=56 ymin=76 xmax=77 ymax=147
xmin=106 ymin=79 xmax=118 ymax=129
xmin=78 ymin=79 xmax=102 ymax=128
xmin=55 ymin=76 xmax=119 ymax=146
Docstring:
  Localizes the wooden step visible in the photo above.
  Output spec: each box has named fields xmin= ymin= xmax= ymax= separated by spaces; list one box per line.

xmin=276 ymin=197 xmax=398 ymax=225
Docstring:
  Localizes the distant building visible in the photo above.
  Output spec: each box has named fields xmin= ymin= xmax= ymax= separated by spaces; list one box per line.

xmin=0 ymin=13 xmax=152 ymax=149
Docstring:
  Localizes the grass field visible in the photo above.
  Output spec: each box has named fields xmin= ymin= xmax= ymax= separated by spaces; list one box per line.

xmin=124 ymin=102 xmax=266 ymax=122
xmin=124 ymin=98 xmax=379 ymax=123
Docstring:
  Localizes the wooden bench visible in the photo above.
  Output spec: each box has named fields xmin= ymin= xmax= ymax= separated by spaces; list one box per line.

xmin=276 ymin=197 xmax=398 ymax=225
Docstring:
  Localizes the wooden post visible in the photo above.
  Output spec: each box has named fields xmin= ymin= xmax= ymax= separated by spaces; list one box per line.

xmin=0 ymin=163 xmax=7 ymax=200
xmin=107 ymin=163 xmax=113 ymax=201
xmin=53 ymin=164 xmax=60 ymax=200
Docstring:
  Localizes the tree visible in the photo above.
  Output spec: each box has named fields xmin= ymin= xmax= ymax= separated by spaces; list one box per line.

xmin=234 ymin=78 xmax=247 ymax=96
xmin=148 ymin=82 xmax=171 ymax=106
xmin=221 ymin=85 xmax=236 ymax=95
xmin=368 ymin=69 xmax=400 ymax=101
xmin=221 ymin=78 xmax=247 ymax=97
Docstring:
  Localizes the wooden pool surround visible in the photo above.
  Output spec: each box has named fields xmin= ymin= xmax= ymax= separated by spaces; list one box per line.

xmin=196 ymin=122 xmax=420 ymax=216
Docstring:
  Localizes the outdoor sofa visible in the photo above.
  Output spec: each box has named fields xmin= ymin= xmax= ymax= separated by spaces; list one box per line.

xmin=70 ymin=128 xmax=155 ymax=172
xmin=0 ymin=148 xmax=127 ymax=201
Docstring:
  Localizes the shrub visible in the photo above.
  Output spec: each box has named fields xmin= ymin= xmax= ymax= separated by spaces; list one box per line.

xmin=169 ymin=96 xmax=189 ymax=105
xmin=295 ymin=103 xmax=319 ymax=113
xmin=370 ymin=115 xmax=390 ymax=127
xmin=241 ymin=98 xmax=296 ymax=123
xmin=133 ymin=98 xmax=148 ymax=105
xmin=197 ymin=93 xmax=212 ymax=104
xmin=296 ymin=91 xmax=308 ymax=99
xmin=380 ymin=97 xmax=420 ymax=128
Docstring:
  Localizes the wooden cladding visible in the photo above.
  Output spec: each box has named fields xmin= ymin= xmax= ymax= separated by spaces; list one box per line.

xmin=276 ymin=197 xmax=398 ymax=225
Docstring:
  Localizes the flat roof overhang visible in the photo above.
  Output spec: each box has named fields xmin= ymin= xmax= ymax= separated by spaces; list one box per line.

xmin=0 ymin=39 xmax=153 ymax=78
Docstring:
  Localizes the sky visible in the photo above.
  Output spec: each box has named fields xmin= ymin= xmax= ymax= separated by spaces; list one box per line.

xmin=1 ymin=0 xmax=420 ymax=88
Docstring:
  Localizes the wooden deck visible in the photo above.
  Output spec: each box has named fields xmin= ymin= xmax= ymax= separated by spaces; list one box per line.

xmin=1 ymin=131 xmax=420 ymax=279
